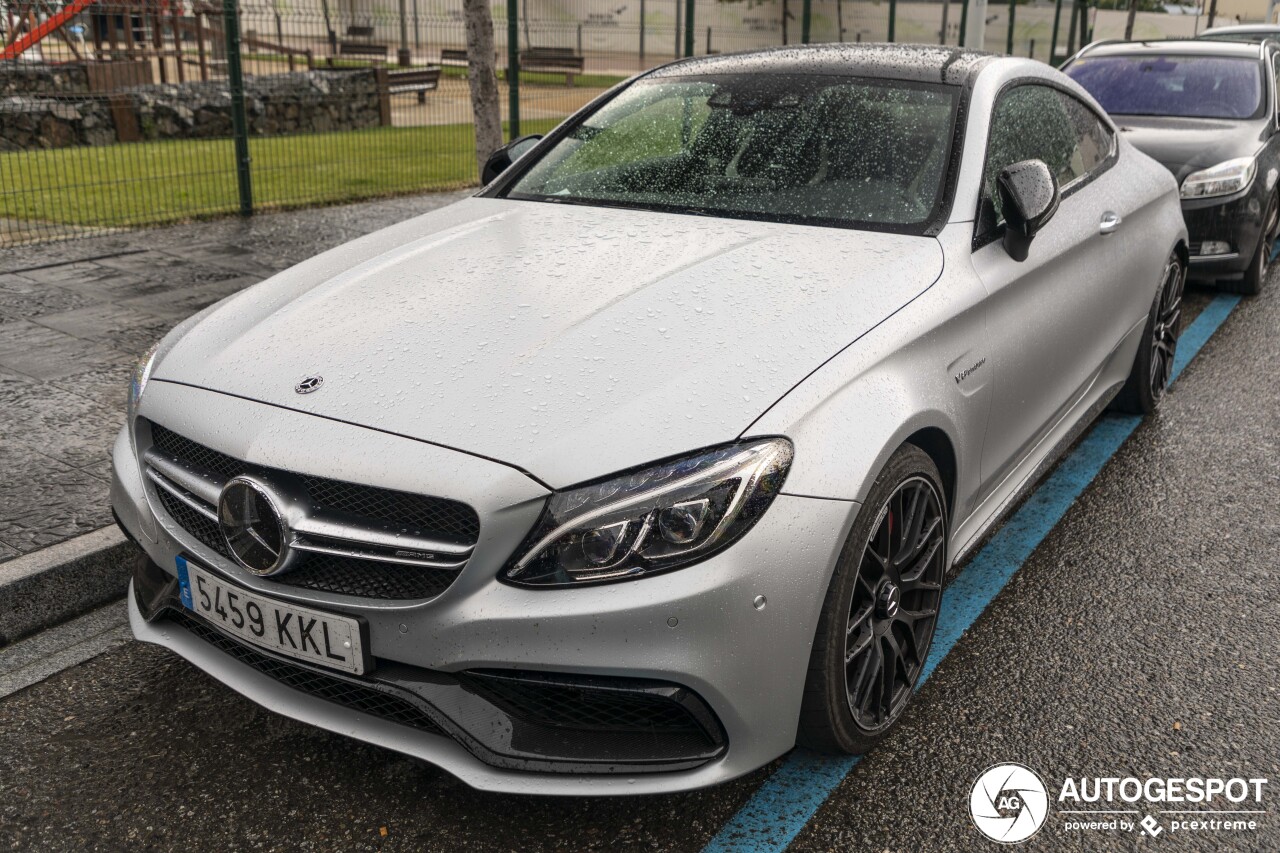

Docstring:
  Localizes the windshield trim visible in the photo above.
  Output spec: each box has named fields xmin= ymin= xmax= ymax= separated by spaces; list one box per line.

xmin=1067 ymin=53 xmax=1267 ymax=121
xmin=485 ymin=72 xmax=965 ymax=236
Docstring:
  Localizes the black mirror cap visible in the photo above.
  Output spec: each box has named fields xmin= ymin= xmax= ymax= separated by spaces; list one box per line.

xmin=998 ymin=159 xmax=1061 ymax=262
xmin=481 ymin=134 xmax=544 ymax=185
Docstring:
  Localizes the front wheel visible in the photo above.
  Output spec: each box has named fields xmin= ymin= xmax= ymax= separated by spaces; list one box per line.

xmin=797 ymin=444 xmax=947 ymax=754
xmin=1111 ymin=251 xmax=1185 ymax=415
xmin=1224 ymin=192 xmax=1278 ymax=296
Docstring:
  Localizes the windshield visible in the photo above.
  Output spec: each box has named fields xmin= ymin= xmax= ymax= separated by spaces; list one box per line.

xmin=500 ymin=74 xmax=959 ymax=232
xmin=1065 ymin=55 xmax=1263 ymax=120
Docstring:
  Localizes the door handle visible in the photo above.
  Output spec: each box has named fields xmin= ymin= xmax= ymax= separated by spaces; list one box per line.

xmin=1099 ymin=212 xmax=1122 ymax=235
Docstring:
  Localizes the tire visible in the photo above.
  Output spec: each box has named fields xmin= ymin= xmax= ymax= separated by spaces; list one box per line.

xmin=1111 ymin=251 xmax=1186 ymax=415
xmin=797 ymin=444 xmax=947 ymax=754
xmin=1221 ymin=192 xmax=1278 ymax=296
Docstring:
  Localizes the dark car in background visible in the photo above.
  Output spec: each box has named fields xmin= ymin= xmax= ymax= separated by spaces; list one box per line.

xmin=1199 ymin=24 xmax=1280 ymax=44
xmin=1065 ymin=39 xmax=1280 ymax=293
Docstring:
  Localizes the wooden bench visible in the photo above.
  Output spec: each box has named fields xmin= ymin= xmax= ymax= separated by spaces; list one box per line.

xmin=386 ymin=66 xmax=442 ymax=103
xmin=337 ymin=40 xmax=388 ymax=62
xmin=520 ymin=47 xmax=585 ymax=84
xmin=440 ymin=48 xmax=469 ymax=67
xmin=346 ymin=25 xmax=376 ymax=39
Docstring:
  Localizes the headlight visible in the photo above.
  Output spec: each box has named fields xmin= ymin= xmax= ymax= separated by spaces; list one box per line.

xmin=126 ymin=341 xmax=160 ymax=421
xmin=1181 ymin=157 xmax=1257 ymax=199
xmin=502 ymin=438 xmax=793 ymax=587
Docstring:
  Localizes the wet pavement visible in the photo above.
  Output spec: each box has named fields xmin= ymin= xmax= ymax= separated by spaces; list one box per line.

xmin=0 ymin=192 xmax=468 ymax=560
xmin=1 ymin=222 xmax=1277 ymax=851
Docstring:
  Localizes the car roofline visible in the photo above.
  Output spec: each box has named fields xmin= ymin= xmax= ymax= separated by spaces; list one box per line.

xmin=1070 ymin=37 xmax=1269 ymax=58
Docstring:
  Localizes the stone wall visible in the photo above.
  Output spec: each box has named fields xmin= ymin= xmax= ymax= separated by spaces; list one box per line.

xmin=0 ymin=98 xmax=117 ymax=151
xmin=0 ymin=70 xmax=383 ymax=151
xmin=0 ymin=64 xmax=91 ymax=97
xmin=132 ymin=71 xmax=382 ymax=140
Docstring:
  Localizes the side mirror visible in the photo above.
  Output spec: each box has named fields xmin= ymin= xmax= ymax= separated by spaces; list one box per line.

xmin=998 ymin=159 xmax=1060 ymax=262
xmin=482 ymin=134 xmax=543 ymax=185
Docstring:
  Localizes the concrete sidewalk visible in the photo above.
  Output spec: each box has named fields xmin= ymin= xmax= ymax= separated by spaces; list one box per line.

xmin=0 ymin=192 xmax=468 ymax=573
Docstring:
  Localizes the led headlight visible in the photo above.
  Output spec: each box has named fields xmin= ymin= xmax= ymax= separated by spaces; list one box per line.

xmin=1180 ymin=157 xmax=1256 ymax=199
xmin=126 ymin=340 xmax=160 ymax=421
xmin=502 ymin=438 xmax=793 ymax=587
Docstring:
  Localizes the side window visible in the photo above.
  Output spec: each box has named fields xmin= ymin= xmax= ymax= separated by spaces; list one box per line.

xmin=1060 ymin=92 xmax=1116 ymax=180
xmin=978 ymin=84 xmax=1115 ymax=236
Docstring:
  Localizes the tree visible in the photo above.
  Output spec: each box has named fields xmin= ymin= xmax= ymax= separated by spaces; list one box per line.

xmin=463 ymin=0 xmax=503 ymax=174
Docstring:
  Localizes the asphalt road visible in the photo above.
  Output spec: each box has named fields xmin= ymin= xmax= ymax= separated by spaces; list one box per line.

xmin=1 ymin=279 xmax=1277 ymax=853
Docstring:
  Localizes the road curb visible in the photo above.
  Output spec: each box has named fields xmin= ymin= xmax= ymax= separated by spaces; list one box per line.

xmin=0 ymin=527 xmax=133 ymax=647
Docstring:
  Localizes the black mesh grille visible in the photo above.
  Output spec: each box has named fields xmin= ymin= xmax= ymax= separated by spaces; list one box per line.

xmin=147 ymin=422 xmax=479 ymax=601
xmin=149 ymin=423 xmax=480 ymax=544
xmin=155 ymin=489 xmax=456 ymax=600
xmin=283 ymin=554 xmax=458 ymax=600
xmin=166 ymin=609 xmax=444 ymax=735
xmin=156 ymin=489 xmax=232 ymax=558
xmin=461 ymin=671 xmax=718 ymax=742
xmin=151 ymin=426 xmax=243 ymax=483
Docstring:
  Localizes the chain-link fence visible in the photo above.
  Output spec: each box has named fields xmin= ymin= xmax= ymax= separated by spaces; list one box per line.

xmin=0 ymin=0 xmax=1219 ymax=245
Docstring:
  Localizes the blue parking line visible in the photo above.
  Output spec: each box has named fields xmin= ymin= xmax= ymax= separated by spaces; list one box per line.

xmin=703 ymin=293 xmax=1241 ymax=853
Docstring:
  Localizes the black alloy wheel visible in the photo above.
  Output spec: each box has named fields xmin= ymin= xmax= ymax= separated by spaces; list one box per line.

xmin=1111 ymin=249 xmax=1187 ymax=415
xmin=1148 ymin=256 xmax=1185 ymax=402
xmin=798 ymin=444 xmax=947 ymax=754
xmin=843 ymin=475 xmax=945 ymax=733
xmin=1259 ymin=193 xmax=1280 ymax=284
xmin=1233 ymin=192 xmax=1279 ymax=296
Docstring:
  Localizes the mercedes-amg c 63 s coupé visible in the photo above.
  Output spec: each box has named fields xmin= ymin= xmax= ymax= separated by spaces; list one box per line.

xmin=113 ymin=44 xmax=1188 ymax=794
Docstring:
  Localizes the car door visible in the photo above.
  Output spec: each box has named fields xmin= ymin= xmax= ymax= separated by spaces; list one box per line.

xmin=970 ymin=82 xmax=1133 ymax=495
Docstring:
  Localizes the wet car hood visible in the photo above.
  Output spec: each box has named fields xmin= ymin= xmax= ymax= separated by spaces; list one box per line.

xmin=153 ymin=198 xmax=944 ymax=487
xmin=1116 ymin=116 xmax=1267 ymax=182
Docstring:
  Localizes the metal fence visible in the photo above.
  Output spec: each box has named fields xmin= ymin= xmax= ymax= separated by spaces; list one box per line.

xmin=0 ymin=0 xmax=1219 ymax=245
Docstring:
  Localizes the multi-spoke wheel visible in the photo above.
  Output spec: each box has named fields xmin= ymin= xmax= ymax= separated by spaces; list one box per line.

xmin=843 ymin=476 xmax=945 ymax=732
xmin=1148 ymin=257 xmax=1185 ymax=402
xmin=798 ymin=444 xmax=947 ymax=754
xmin=1111 ymin=249 xmax=1186 ymax=416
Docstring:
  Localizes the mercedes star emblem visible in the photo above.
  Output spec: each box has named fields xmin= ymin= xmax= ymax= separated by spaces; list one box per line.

xmin=295 ymin=375 xmax=324 ymax=394
xmin=218 ymin=476 xmax=295 ymax=576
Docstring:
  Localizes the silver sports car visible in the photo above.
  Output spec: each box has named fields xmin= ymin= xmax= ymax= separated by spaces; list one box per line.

xmin=112 ymin=44 xmax=1187 ymax=795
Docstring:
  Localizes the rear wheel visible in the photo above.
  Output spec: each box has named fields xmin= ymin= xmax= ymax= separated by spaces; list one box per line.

xmin=1111 ymin=251 xmax=1185 ymax=416
xmin=797 ymin=445 xmax=946 ymax=754
xmin=1222 ymin=192 xmax=1278 ymax=296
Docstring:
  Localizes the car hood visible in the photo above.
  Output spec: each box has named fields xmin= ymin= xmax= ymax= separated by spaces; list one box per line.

xmin=154 ymin=198 xmax=943 ymax=487
xmin=1116 ymin=116 xmax=1266 ymax=182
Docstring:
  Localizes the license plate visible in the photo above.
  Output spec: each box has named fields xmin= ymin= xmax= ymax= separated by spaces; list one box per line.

xmin=176 ymin=556 xmax=367 ymax=675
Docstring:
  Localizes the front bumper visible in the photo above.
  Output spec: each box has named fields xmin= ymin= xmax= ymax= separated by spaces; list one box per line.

xmin=112 ymin=385 xmax=857 ymax=794
xmin=1182 ymin=186 xmax=1266 ymax=280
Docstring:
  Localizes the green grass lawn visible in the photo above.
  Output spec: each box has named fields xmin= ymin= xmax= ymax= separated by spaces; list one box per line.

xmin=0 ymin=118 xmax=561 ymax=228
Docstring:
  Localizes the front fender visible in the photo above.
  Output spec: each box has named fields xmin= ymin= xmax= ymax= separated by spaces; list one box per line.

xmin=744 ymin=233 xmax=990 ymax=526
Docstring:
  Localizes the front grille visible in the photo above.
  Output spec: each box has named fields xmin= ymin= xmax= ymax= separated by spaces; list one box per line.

xmin=284 ymin=553 xmax=457 ymax=600
xmin=301 ymin=476 xmax=477 ymax=542
xmin=150 ymin=424 xmax=480 ymax=544
xmin=167 ymin=609 xmax=444 ymax=735
xmin=145 ymin=422 xmax=479 ymax=601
